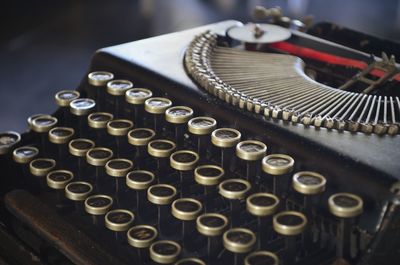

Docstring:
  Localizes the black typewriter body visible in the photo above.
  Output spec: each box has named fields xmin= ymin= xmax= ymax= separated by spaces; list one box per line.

xmin=0 ymin=20 xmax=399 ymax=265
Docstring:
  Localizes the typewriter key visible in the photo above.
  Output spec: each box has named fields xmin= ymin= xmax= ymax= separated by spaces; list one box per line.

xmin=55 ymin=90 xmax=80 ymax=126
xmin=172 ymin=198 xmax=202 ymax=248
xmin=145 ymin=97 xmax=172 ymax=133
xmin=223 ymin=228 xmax=256 ymax=265
xmin=125 ymin=88 xmax=153 ymax=127
xmin=27 ymin=114 xmax=51 ymax=130
xmin=211 ymin=128 xmax=241 ymax=172
xmin=0 ymin=131 xmax=21 ymax=155
xmin=188 ymin=117 xmax=217 ymax=159
xmin=273 ymin=211 xmax=307 ymax=264
xmin=246 ymin=193 xmax=279 ymax=248
xmin=30 ymin=158 xmax=56 ymax=177
xmin=194 ymin=165 xmax=224 ymax=212
xmin=127 ymin=225 xmax=158 ymax=262
xmin=105 ymin=209 xmax=134 ymax=241
xmin=236 ymin=140 xmax=267 ymax=183
xmin=49 ymin=127 xmax=75 ymax=165
xmin=126 ymin=170 xmax=155 ymax=218
xmin=262 ymin=154 xmax=294 ymax=196
xmin=328 ymin=193 xmax=363 ymax=260
xmin=106 ymin=80 xmax=133 ymax=116
xmin=165 ymin=106 xmax=194 ymax=146
xmin=13 ymin=146 xmax=38 ymax=164
xmin=88 ymin=112 xmax=114 ymax=129
xmin=107 ymin=119 xmax=133 ymax=157
xmin=31 ymin=115 xmax=58 ymax=153
xmin=175 ymin=258 xmax=206 ymax=265
xmin=150 ymin=240 xmax=181 ymax=264
xmin=47 ymin=170 xmax=74 ymax=207
xmin=105 ymin=158 xmax=133 ymax=202
xmin=219 ymin=179 xmax=251 ymax=227
xmin=70 ymin=98 xmax=96 ymax=137
xmin=196 ymin=213 xmax=228 ymax=261
xmin=87 ymin=71 xmax=114 ymax=109
xmin=148 ymin=184 xmax=177 ymax=235
xmin=148 ymin=139 xmax=176 ymax=180
xmin=128 ymin=128 xmax=156 ymax=167
xmin=85 ymin=194 xmax=113 ymax=225
xmin=86 ymin=147 xmax=113 ymax=191
xmin=170 ymin=150 xmax=199 ymax=197
xmin=244 ymin=251 xmax=279 ymax=265
xmin=65 ymin=181 xmax=93 ymax=213
xmin=69 ymin=138 xmax=95 ymax=180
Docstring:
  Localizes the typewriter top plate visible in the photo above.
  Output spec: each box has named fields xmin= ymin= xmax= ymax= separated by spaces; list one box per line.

xmin=93 ymin=20 xmax=400 ymax=182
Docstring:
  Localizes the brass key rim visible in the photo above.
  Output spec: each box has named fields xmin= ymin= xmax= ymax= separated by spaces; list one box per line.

xmin=31 ymin=116 xmax=58 ymax=133
xmin=29 ymin=158 xmax=56 ymax=177
xmin=196 ymin=213 xmax=228 ymax=236
xmin=262 ymin=154 xmax=294 ymax=175
xmin=328 ymin=193 xmax=363 ymax=218
xmin=27 ymin=114 xmax=51 ymax=129
xmin=292 ymin=171 xmax=326 ymax=195
xmin=147 ymin=184 xmax=177 ymax=205
xmin=85 ymin=194 xmax=113 ymax=215
xmin=107 ymin=79 xmax=133 ymax=96
xmin=127 ymin=225 xmax=158 ymax=248
xmin=149 ymin=240 xmax=181 ymax=264
xmin=107 ymin=119 xmax=134 ymax=136
xmin=127 ymin=128 xmax=156 ymax=146
xmin=105 ymin=158 xmax=133 ymax=177
xmin=54 ymin=90 xmax=80 ymax=107
xmin=273 ymin=211 xmax=307 ymax=236
xmin=194 ymin=165 xmax=224 ymax=186
xmin=105 ymin=209 xmax=135 ymax=232
xmin=68 ymin=138 xmax=95 ymax=157
xmin=219 ymin=178 xmax=251 ymax=200
xmin=65 ymin=181 xmax=93 ymax=201
xmin=69 ymin=98 xmax=96 ymax=116
xmin=88 ymin=112 xmax=114 ymax=129
xmin=223 ymin=228 xmax=256 ymax=253
xmin=171 ymin=198 xmax=203 ymax=221
xmin=148 ymin=139 xmax=176 ymax=158
xmin=46 ymin=170 xmax=74 ymax=190
xmin=236 ymin=140 xmax=267 ymax=161
xmin=126 ymin=170 xmax=155 ymax=190
xmin=175 ymin=258 xmax=206 ymax=265
xmin=211 ymin=128 xmax=241 ymax=148
xmin=86 ymin=147 xmax=113 ymax=166
xmin=144 ymin=97 xmax=173 ymax=114
xmin=125 ymin=88 xmax=153 ymax=105
xmin=48 ymin=127 xmax=75 ymax=144
xmin=188 ymin=116 xmax=217 ymax=135
xmin=0 ymin=131 xmax=21 ymax=155
xmin=246 ymin=193 xmax=280 ymax=217
xmin=13 ymin=146 xmax=39 ymax=164
xmin=165 ymin=106 xmax=194 ymax=124
xmin=88 ymin=71 xmax=114 ymax=86
xmin=170 ymin=150 xmax=199 ymax=171
xmin=245 ymin=251 xmax=279 ymax=265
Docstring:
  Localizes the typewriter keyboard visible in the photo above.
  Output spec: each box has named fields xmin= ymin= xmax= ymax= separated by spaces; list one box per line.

xmin=2 ymin=71 xmax=367 ymax=265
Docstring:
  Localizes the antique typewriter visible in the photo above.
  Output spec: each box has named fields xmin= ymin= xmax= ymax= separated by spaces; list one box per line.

xmin=1 ymin=6 xmax=399 ymax=265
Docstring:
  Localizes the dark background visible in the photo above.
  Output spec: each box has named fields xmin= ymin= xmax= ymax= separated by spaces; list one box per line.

xmin=1 ymin=0 xmax=399 ymax=132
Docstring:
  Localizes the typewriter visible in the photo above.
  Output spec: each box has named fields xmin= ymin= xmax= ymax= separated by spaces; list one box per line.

xmin=0 ymin=6 xmax=399 ymax=265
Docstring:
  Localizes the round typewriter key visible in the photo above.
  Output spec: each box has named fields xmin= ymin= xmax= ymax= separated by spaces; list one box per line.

xmin=262 ymin=154 xmax=294 ymax=196
xmin=0 ymin=131 xmax=21 ymax=155
xmin=292 ymin=171 xmax=326 ymax=195
xmin=30 ymin=158 xmax=56 ymax=177
xmin=128 ymin=128 xmax=156 ymax=167
xmin=127 ymin=225 xmax=158 ymax=263
xmin=49 ymin=127 xmax=75 ymax=145
xmin=244 ymin=251 xmax=279 ymax=265
xmin=65 ymin=181 xmax=93 ymax=213
xmin=27 ymin=114 xmax=51 ymax=130
xmin=127 ymin=170 xmax=155 ymax=218
xmin=88 ymin=112 xmax=114 ymax=129
xmin=145 ymin=97 xmax=172 ymax=133
xmin=273 ymin=211 xmax=307 ymax=264
xmin=107 ymin=119 xmax=133 ymax=157
xmin=32 ymin=115 xmax=58 ymax=153
xmin=85 ymin=194 xmax=113 ymax=225
xmin=13 ymin=146 xmax=39 ymax=164
xmin=68 ymin=138 xmax=95 ymax=180
xmin=170 ymin=150 xmax=199 ymax=197
xmin=107 ymin=79 xmax=133 ymax=116
xmin=70 ymin=98 xmax=96 ymax=116
xmin=223 ymin=228 xmax=256 ymax=265
xmin=328 ymin=193 xmax=363 ymax=260
xmin=105 ymin=158 xmax=133 ymax=201
xmin=105 ymin=209 xmax=134 ymax=241
xmin=55 ymin=90 xmax=80 ymax=107
xmin=197 ymin=213 xmax=228 ymax=261
xmin=175 ymin=258 xmax=206 ymax=265
xmin=148 ymin=139 xmax=176 ymax=179
xmin=148 ymin=184 xmax=177 ymax=235
xmin=211 ymin=128 xmax=241 ymax=172
xmin=219 ymin=179 xmax=251 ymax=227
xmin=125 ymin=88 xmax=153 ymax=127
xmin=47 ymin=170 xmax=74 ymax=206
xmin=188 ymin=117 xmax=217 ymax=159
xmin=236 ymin=140 xmax=267 ymax=183
xmin=166 ymin=106 xmax=193 ymax=146
xmin=195 ymin=165 xmax=224 ymax=212
xmin=150 ymin=240 xmax=181 ymax=264
xmin=246 ymin=193 xmax=279 ymax=248
xmin=86 ymin=147 xmax=113 ymax=166
xmin=172 ymin=198 xmax=202 ymax=248
xmin=87 ymin=71 xmax=114 ymax=110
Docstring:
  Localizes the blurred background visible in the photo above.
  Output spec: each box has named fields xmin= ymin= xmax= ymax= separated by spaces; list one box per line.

xmin=1 ymin=0 xmax=399 ymax=132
